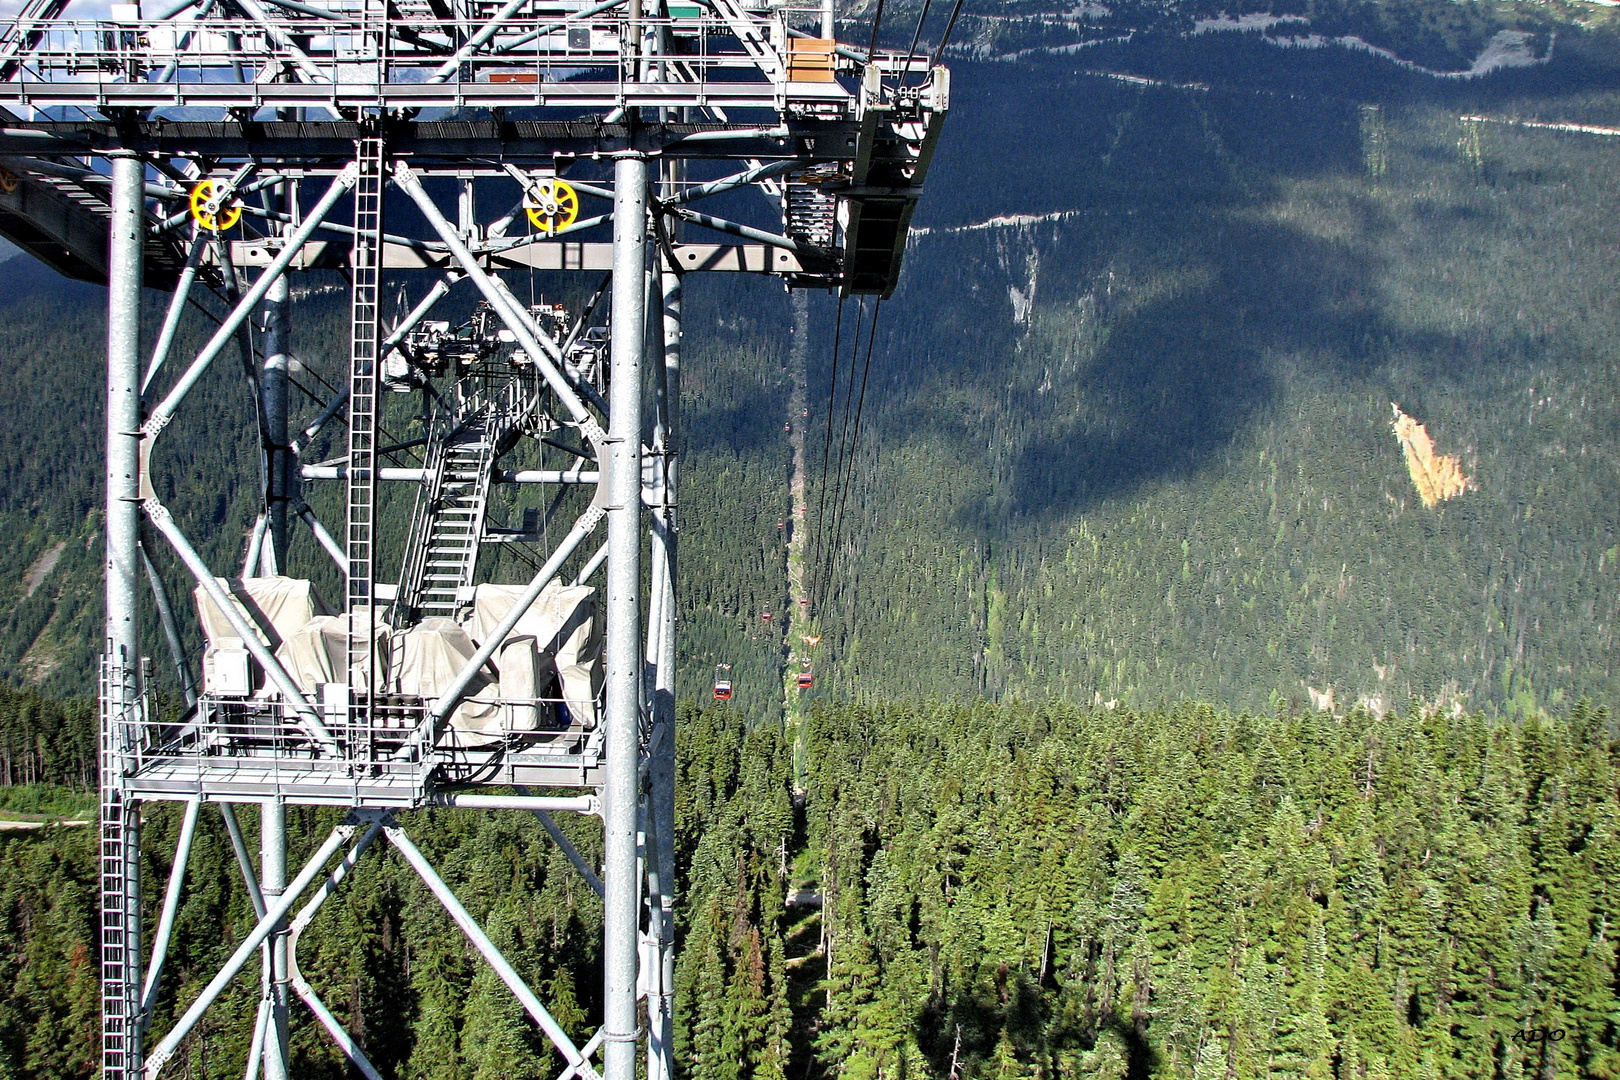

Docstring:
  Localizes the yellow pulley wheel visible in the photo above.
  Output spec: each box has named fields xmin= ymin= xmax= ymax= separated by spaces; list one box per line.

xmin=189 ymin=179 xmax=242 ymax=232
xmin=0 ymin=169 xmax=18 ymax=193
xmin=523 ymin=178 xmax=579 ymax=234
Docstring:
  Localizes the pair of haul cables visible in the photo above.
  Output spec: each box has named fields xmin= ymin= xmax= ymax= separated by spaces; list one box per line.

xmin=806 ymin=0 xmax=968 ymax=616
xmin=860 ymin=0 xmax=968 ymax=79
xmin=809 ymin=294 xmax=883 ymax=617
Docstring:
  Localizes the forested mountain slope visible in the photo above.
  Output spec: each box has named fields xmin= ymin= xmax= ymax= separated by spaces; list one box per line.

xmin=795 ymin=27 xmax=1620 ymax=718
xmin=0 ymin=19 xmax=1617 ymax=721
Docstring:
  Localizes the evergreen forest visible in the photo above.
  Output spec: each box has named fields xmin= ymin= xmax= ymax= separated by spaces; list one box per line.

xmin=6 ymin=699 xmax=1620 ymax=1080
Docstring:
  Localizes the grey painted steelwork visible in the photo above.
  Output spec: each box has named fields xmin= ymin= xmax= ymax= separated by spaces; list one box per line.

xmin=603 ymin=154 xmax=647 ymax=1080
xmin=286 ymin=824 xmax=387 ymax=1080
xmin=260 ymin=801 xmax=291 ymax=1080
xmin=139 ymin=797 xmax=199 ymax=1023
xmin=101 ymin=152 xmax=144 ymax=1080
xmin=0 ymin=0 xmax=945 ymax=1072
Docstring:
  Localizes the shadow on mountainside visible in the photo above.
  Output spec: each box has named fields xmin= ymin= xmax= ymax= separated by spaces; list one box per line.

xmin=858 ymin=33 xmax=1615 ymax=531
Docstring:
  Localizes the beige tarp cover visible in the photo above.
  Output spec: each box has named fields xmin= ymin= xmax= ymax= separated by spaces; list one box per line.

xmin=498 ymin=635 xmax=545 ymax=731
xmin=274 ymin=615 xmax=390 ymax=696
xmin=194 ymin=577 xmax=329 ymax=696
xmin=394 ymin=617 xmax=541 ymax=746
xmin=195 ymin=576 xmax=329 ymax=647
xmin=467 ymin=582 xmax=601 ymax=727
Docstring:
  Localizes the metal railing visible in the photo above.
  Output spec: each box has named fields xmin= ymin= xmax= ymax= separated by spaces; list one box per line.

xmin=117 ymin=686 xmax=601 ymax=790
xmin=0 ymin=7 xmax=939 ymax=111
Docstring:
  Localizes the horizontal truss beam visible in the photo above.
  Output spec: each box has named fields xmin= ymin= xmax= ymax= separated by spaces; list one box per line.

xmin=222 ymin=239 xmax=806 ymax=274
xmin=0 ymin=79 xmax=857 ymax=112
xmin=0 ymin=120 xmax=867 ymax=161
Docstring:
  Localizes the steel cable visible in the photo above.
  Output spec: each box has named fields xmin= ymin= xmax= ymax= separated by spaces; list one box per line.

xmin=900 ymin=0 xmax=935 ymax=83
xmin=810 ymin=295 xmax=846 ymax=603
xmin=826 ymin=298 xmax=867 ymax=554
xmin=819 ymin=298 xmax=881 ymax=614
xmin=817 ymin=297 xmax=865 ymax=611
xmin=865 ymin=0 xmax=888 ymax=58
xmin=928 ymin=0 xmax=967 ymax=67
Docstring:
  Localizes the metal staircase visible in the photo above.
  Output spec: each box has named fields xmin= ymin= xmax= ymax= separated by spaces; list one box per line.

xmin=784 ymin=178 xmax=837 ymax=249
xmin=397 ymin=418 xmax=499 ymax=620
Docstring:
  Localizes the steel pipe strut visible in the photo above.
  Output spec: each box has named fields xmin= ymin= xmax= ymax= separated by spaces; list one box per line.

xmin=575 ymin=542 xmax=609 ymax=586
xmin=143 ymin=501 xmax=339 ymax=755
xmin=300 ymin=466 xmax=599 ymax=484
xmin=261 ymin=193 xmax=293 ymax=569
xmin=293 ymin=501 xmax=347 ymax=572
xmin=651 ymin=259 xmax=682 ymax=1075
xmin=244 ymin=512 xmax=269 ymax=579
xmin=143 ymin=823 xmax=359 ymax=1078
xmin=560 ymin=1030 xmax=609 ymax=1080
xmin=511 ymin=784 xmax=606 ymax=898
xmin=669 ymin=159 xmax=798 ymax=204
xmin=287 ymin=822 xmax=386 ymax=1080
xmin=105 ymin=150 xmax=146 ymax=1080
xmin=106 ymin=153 xmax=143 ymax=708
xmin=139 ymin=797 xmax=202 ymax=1025
xmin=244 ymin=997 xmax=270 ymax=1080
xmin=602 ymin=152 xmax=649 ymax=1080
xmin=429 ymin=792 xmax=598 ymax=813
xmin=392 ymin=162 xmax=600 ymax=436
xmin=141 ymin=228 xmax=208 ymax=397
xmin=385 ymin=825 xmax=600 ymax=1080
xmin=425 ymin=509 xmax=602 ymax=731
xmin=491 ymin=0 xmax=629 ymax=53
xmin=146 ymin=167 xmax=357 ymax=438
xmin=668 ymin=205 xmax=802 ymax=252
xmin=292 ymin=273 xmax=456 ymax=458
xmin=531 ymin=807 xmax=606 ymax=898
xmin=140 ymin=543 xmax=197 ymax=708
xmin=219 ymin=803 xmax=268 ymax=919
xmin=426 ymin=0 xmax=533 ymax=82
xmin=260 ymin=801 xmax=290 ymax=1080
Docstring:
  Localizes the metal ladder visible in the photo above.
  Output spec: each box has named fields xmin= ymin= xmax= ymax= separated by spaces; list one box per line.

xmin=99 ymin=658 xmax=140 ymax=1080
xmin=347 ymin=135 xmax=385 ymax=740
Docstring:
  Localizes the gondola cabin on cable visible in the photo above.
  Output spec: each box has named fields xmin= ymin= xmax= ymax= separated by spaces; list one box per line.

xmin=797 ymin=669 xmax=814 ymax=690
xmin=761 ymin=611 xmax=773 ymax=622
xmin=713 ymin=664 xmax=733 ymax=702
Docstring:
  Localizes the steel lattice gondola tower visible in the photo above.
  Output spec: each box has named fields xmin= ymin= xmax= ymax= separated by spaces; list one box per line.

xmin=0 ymin=1 xmax=944 ymax=1075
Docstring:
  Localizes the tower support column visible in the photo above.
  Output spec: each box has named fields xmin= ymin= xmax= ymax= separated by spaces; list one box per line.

xmin=261 ymin=801 xmax=290 ymax=1080
xmin=651 ymin=256 xmax=681 ymax=1078
xmin=103 ymin=149 xmax=145 ymax=1080
xmin=602 ymin=152 xmax=648 ymax=1080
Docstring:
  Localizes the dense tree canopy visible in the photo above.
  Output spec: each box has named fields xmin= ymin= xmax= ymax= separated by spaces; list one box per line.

xmin=8 ymin=698 xmax=1619 ymax=1079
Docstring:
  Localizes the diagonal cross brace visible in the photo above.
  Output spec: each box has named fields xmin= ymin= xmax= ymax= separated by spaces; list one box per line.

xmin=287 ymin=821 xmax=387 ymax=1080
xmin=143 ymin=500 xmax=338 ymax=754
xmin=142 ymin=821 xmax=360 ymax=1078
xmin=394 ymin=160 xmax=601 ymax=438
xmin=385 ymin=823 xmax=602 ymax=1080
xmin=144 ymin=166 xmax=357 ymax=441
